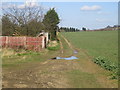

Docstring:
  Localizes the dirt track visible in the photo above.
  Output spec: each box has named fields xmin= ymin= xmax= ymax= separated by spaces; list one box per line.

xmin=2 ymin=34 xmax=118 ymax=88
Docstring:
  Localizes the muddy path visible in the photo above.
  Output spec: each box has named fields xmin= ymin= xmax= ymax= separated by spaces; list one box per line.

xmin=2 ymin=33 xmax=118 ymax=88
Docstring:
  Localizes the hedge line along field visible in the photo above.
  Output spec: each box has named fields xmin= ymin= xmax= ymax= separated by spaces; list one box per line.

xmin=62 ymin=30 xmax=118 ymax=64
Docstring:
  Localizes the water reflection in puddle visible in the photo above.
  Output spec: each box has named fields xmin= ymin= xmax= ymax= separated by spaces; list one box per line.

xmin=74 ymin=50 xmax=78 ymax=54
xmin=52 ymin=56 xmax=78 ymax=60
xmin=52 ymin=50 xmax=79 ymax=60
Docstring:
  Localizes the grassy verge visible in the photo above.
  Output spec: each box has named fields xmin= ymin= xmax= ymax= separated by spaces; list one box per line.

xmin=58 ymin=34 xmax=73 ymax=56
xmin=47 ymin=43 xmax=60 ymax=51
xmin=2 ymin=49 xmax=48 ymax=67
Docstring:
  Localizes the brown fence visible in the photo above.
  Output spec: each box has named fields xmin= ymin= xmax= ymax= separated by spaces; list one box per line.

xmin=0 ymin=36 xmax=45 ymax=51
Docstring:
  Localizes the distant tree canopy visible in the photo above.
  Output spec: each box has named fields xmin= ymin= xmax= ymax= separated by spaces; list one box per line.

xmin=43 ymin=8 xmax=60 ymax=40
xmin=82 ymin=27 xmax=86 ymax=31
xmin=60 ymin=27 xmax=80 ymax=32
xmin=2 ymin=15 xmax=18 ymax=36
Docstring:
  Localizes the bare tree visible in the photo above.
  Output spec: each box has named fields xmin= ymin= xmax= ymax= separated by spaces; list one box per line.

xmin=2 ymin=3 xmax=45 ymax=36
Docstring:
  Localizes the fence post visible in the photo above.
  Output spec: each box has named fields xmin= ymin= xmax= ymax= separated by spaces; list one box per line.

xmin=24 ymin=37 xmax=26 ymax=49
xmin=44 ymin=32 xmax=48 ymax=44
xmin=0 ymin=36 xmax=2 ymax=48
xmin=41 ymin=36 xmax=44 ymax=49
xmin=6 ymin=36 xmax=8 ymax=48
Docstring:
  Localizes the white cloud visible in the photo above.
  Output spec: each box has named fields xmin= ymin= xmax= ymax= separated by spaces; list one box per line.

xmin=80 ymin=5 xmax=101 ymax=11
xmin=25 ymin=0 xmax=38 ymax=7
xmin=2 ymin=0 xmax=39 ymax=9
xmin=18 ymin=0 xmax=39 ymax=8
xmin=96 ymin=18 xmax=109 ymax=22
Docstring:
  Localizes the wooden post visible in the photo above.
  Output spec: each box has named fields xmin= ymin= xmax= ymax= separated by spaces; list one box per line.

xmin=44 ymin=32 xmax=49 ymax=44
xmin=41 ymin=36 xmax=44 ymax=49
xmin=24 ymin=37 xmax=26 ymax=49
xmin=6 ymin=36 xmax=8 ymax=48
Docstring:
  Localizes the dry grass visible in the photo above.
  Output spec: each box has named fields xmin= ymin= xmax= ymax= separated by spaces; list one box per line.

xmin=1 ymin=48 xmax=16 ymax=57
xmin=48 ymin=41 xmax=58 ymax=47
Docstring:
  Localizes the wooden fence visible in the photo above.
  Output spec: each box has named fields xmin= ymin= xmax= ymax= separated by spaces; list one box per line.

xmin=0 ymin=36 xmax=46 ymax=51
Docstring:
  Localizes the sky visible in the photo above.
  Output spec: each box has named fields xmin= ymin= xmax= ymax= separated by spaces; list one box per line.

xmin=41 ymin=2 xmax=118 ymax=29
xmin=1 ymin=0 xmax=119 ymax=30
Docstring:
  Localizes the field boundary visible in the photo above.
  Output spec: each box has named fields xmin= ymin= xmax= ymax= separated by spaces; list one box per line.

xmin=0 ymin=36 xmax=47 ymax=51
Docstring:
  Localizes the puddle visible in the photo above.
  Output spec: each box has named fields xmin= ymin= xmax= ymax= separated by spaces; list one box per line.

xmin=74 ymin=50 xmax=78 ymax=54
xmin=52 ymin=56 xmax=78 ymax=60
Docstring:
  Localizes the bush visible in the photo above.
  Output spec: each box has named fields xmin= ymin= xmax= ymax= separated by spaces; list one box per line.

xmin=47 ymin=40 xmax=60 ymax=51
xmin=93 ymin=56 xmax=118 ymax=79
xmin=47 ymin=44 xmax=60 ymax=51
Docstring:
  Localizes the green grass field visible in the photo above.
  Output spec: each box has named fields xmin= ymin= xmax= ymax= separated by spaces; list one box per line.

xmin=62 ymin=30 xmax=118 ymax=64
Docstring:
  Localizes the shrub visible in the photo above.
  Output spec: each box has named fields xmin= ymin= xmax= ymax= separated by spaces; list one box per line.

xmin=93 ymin=56 xmax=118 ymax=79
xmin=47 ymin=44 xmax=60 ymax=51
xmin=47 ymin=40 xmax=60 ymax=51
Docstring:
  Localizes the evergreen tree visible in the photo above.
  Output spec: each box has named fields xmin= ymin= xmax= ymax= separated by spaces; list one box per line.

xmin=43 ymin=8 xmax=60 ymax=40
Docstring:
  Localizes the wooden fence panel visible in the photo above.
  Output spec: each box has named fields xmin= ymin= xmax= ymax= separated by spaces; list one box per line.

xmin=26 ymin=37 xmax=43 ymax=51
xmin=0 ymin=36 xmax=6 ymax=47
xmin=7 ymin=37 xmax=26 ymax=48
xmin=1 ymin=36 xmax=44 ymax=51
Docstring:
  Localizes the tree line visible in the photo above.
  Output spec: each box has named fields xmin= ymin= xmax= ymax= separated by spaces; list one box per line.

xmin=2 ymin=4 xmax=59 ymax=40
xmin=60 ymin=27 xmax=80 ymax=32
